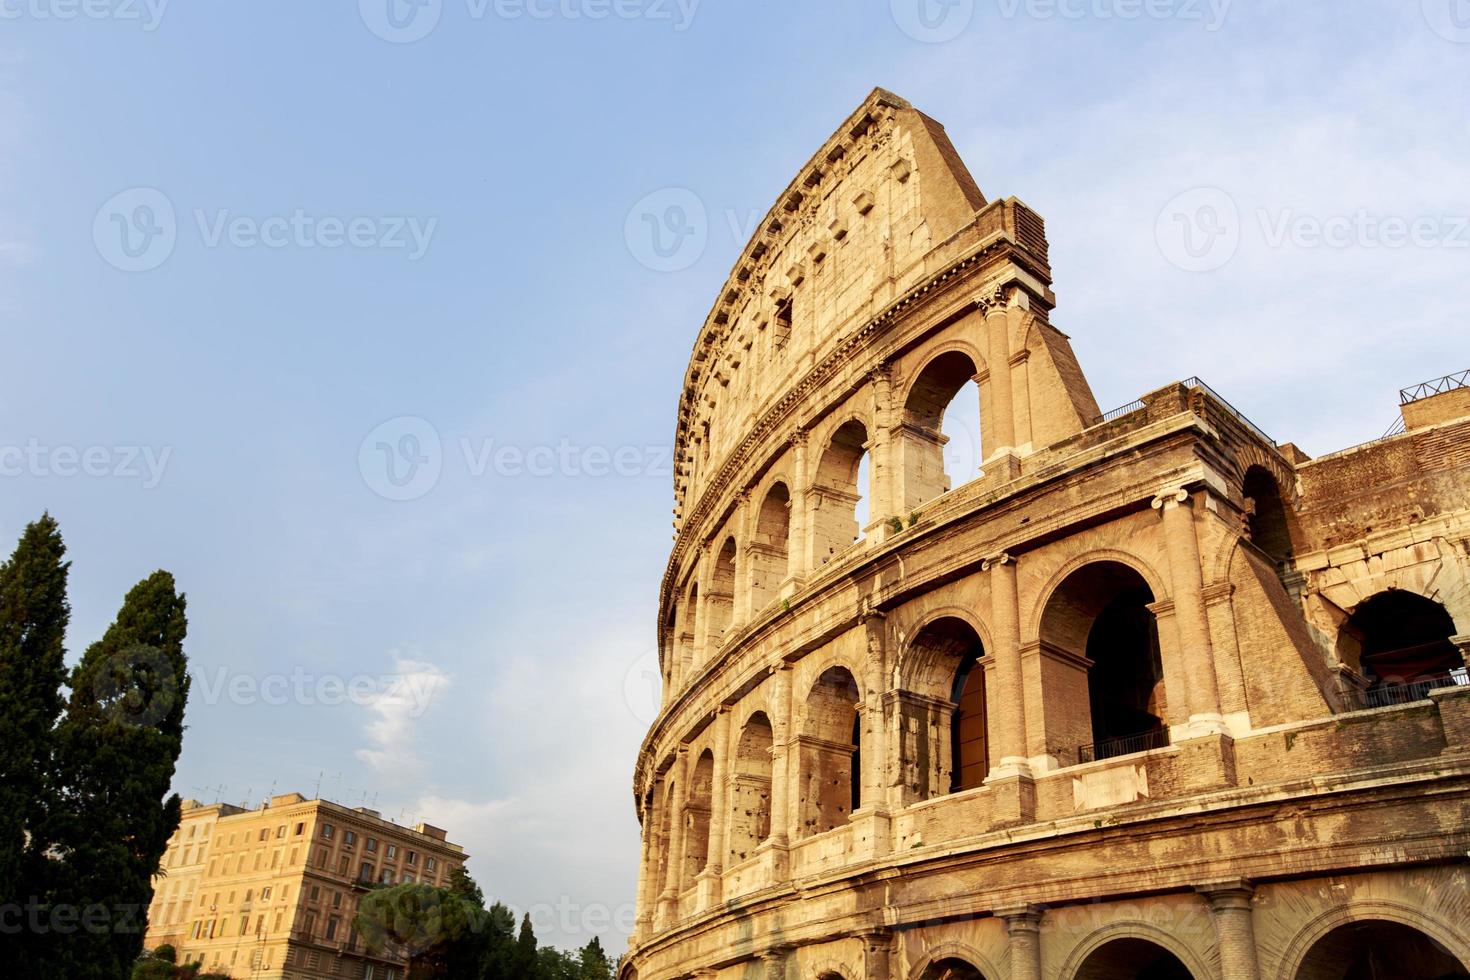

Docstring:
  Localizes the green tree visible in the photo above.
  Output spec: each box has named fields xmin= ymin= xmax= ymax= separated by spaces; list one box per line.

xmin=45 ymin=571 xmax=190 ymax=980
xmin=0 ymin=517 xmax=70 ymax=899
xmin=576 ymin=936 xmax=615 ymax=980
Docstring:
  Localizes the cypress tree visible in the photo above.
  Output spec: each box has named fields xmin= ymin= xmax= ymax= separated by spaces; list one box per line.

xmin=46 ymin=571 xmax=190 ymax=980
xmin=0 ymin=515 xmax=71 ymax=974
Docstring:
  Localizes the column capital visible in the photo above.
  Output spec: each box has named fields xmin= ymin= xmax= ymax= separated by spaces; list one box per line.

xmin=869 ymin=364 xmax=893 ymax=386
xmin=858 ymin=927 xmax=894 ymax=948
xmin=1197 ymin=878 xmax=1256 ymax=910
xmin=982 ymin=552 xmax=1016 ymax=571
xmin=790 ymin=428 xmax=808 ymax=449
xmin=997 ymin=903 xmax=1043 ymax=929
xmin=976 ymin=284 xmax=1012 ymax=314
xmin=1151 ymin=486 xmax=1193 ymax=511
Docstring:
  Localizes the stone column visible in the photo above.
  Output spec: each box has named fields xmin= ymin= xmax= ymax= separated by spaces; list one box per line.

xmin=869 ymin=366 xmax=898 ymax=534
xmin=761 ymin=945 xmax=792 ymax=980
xmin=657 ymin=748 xmax=689 ymax=924
xmin=1000 ymin=906 xmax=1042 ymax=980
xmin=1198 ymin=880 xmax=1261 ymax=980
xmin=984 ymin=552 xmax=1035 ymax=823
xmin=768 ymin=663 xmax=794 ymax=851
xmin=789 ymin=429 xmax=811 ymax=581
xmin=1152 ymin=488 xmax=1225 ymax=733
xmin=633 ymin=794 xmax=656 ymax=937
xmin=860 ymin=611 xmax=890 ymax=810
xmin=984 ymin=553 xmax=1030 ymax=776
xmin=1009 ymin=347 xmax=1033 ymax=452
xmin=981 ymin=289 xmax=1016 ymax=458
xmin=733 ymin=492 xmax=753 ymax=626
xmin=704 ymin=708 xmax=732 ymax=880
xmin=861 ymin=929 xmax=894 ymax=979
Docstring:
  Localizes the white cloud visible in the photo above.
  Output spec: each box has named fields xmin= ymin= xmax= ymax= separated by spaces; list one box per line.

xmin=356 ymin=654 xmax=453 ymax=775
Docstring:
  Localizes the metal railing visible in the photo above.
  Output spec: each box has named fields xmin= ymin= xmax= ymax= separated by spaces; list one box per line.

xmin=1400 ymin=369 xmax=1469 ymax=405
xmin=1089 ymin=377 xmax=1276 ymax=447
xmin=1336 ymin=668 xmax=1469 ymax=712
xmin=1077 ymin=726 xmax=1170 ymax=764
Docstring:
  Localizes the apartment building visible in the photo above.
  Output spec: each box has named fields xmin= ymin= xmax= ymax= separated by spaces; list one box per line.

xmin=145 ymin=792 xmax=467 ymax=979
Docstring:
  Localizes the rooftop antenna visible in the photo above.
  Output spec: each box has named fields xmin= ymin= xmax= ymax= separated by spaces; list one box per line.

xmin=240 ymin=787 xmax=253 ymax=809
xmin=312 ymin=771 xmax=324 ymax=799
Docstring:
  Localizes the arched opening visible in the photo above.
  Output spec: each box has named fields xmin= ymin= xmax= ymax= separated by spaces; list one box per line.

xmin=900 ymin=617 xmax=989 ymax=802
xmin=1336 ymin=591 xmax=1465 ymax=704
xmin=684 ymin=582 xmax=700 ymax=671
xmin=920 ymin=958 xmax=992 ymax=980
xmin=1039 ymin=561 xmax=1169 ymax=764
xmin=1243 ymin=466 xmax=1293 ymax=567
xmin=1294 ymin=920 xmax=1468 ymax=979
xmin=901 ymin=350 xmax=982 ymax=510
xmin=707 ymin=537 xmax=737 ymax=646
xmin=680 ymin=751 xmax=713 ymax=890
xmin=799 ymin=666 xmax=861 ymax=838
xmin=663 ymin=606 xmax=678 ymax=694
xmin=1075 ymin=937 xmax=1195 ymax=980
xmin=812 ymin=420 xmax=870 ymax=562
xmin=728 ymin=712 xmax=773 ymax=865
xmin=750 ymin=483 xmax=791 ymax=612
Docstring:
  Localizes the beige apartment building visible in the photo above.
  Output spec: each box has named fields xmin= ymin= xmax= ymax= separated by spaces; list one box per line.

xmin=144 ymin=793 xmax=466 ymax=979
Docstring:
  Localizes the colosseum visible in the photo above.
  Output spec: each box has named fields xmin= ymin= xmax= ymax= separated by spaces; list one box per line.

xmin=624 ymin=89 xmax=1470 ymax=980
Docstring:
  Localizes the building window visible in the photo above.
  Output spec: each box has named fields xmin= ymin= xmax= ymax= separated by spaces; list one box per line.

xmin=258 ymin=829 xmax=268 ymax=842
xmin=310 ymin=885 xmax=320 ymax=902
xmin=322 ymin=823 xmax=335 ymax=839
xmin=425 ymin=858 xmax=436 ymax=872
xmin=295 ymin=822 xmax=305 ymax=836
xmin=261 ymin=887 xmax=272 ymax=901
xmin=359 ymin=862 xmax=374 ymax=883
xmin=332 ymin=892 xmax=342 ymax=909
xmin=405 ymin=851 xmax=416 ymax=866
xmin=239 ymin=916 xmax=248 ymax=936
xmin=325 ymin=916 xmax=340 ymax=940
xmin=339 ymin=855 xmax=350 ymax=875
xmin=379 ymin=869 xmax=393 ymax=885
xmin=386 ymin=844 xmax=396 ymax=859
xmin=365 ymin=837 xmax=378 ymax=853
xmin=344 ymin=830 xmax=356 ymax=847
xmin=276 ymin=825 xmax=286 ymax=838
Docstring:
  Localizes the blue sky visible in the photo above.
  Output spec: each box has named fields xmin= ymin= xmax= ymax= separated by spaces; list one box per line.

xmin=2 ymin=0 xmax=1467 ymax=953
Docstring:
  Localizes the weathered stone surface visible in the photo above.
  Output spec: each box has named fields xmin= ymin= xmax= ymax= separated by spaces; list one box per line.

xmin=625 ymin=89 xmax=1470 ymax=980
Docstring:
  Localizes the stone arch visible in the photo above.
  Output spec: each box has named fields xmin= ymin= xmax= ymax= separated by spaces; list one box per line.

xmin=899 ymin=605 xmax=995 ymax=693
xmin=707 ymin=536 xmax=739 ymax=648
xmin=1309 ymin=555 xmax=1470 ymax=656
xmin=1037 ymin=558 xmax=1170 ymax=764
xmin=1335 ymin=589 xmax=1465 ymax=700
xmin=811 ymin=417 xmax=872 ymax=562
xmin=797 ymin=664 xmax=862 ymax=838
xmin=807 ymin=960 xmax=855 ymax=980
xmin=1243 ymin=464 xmax=1296 ymax=568
xmin=751 ymin=480 xmax=793 ymax=612
xmin=906 ymin=941 xmax=1002 ymax=980
xmin=1029 ymin=548 xmax=1171 ymax=639
xmin=1058 ymin=920 xmax=1213 ymax=980
xmin=653 ymin=775 xmax=676 ymax=898
xmin=1276 ymin=901 xmax=1470 ymax=980
xmin=897 ymin=615 xmax=990 ymax=802
xmin=680 ymin=749 xmax=714 ymax=890
xmin=728 ymin=711 xmax=774 ymax=865
xmin=899 ymin=346 xmax=984 ymax=510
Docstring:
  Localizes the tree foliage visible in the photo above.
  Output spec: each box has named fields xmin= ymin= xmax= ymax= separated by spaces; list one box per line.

xmin=355 ymin=870 xmax=617 ymax=980
xmin=0 ymin=516 xmax=191 ymax=980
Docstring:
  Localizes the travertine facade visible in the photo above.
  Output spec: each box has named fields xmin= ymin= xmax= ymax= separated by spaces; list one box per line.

xmin=144 ymin=793 xmax=465 ymax=979
xmin=625 ymin=90 xmax=1470 ymax=980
